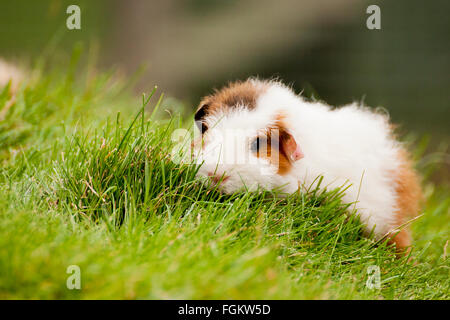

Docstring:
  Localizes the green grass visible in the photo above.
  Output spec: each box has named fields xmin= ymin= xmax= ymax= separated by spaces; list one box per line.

xmin=0 ymin=55 xmax=448 ymax=299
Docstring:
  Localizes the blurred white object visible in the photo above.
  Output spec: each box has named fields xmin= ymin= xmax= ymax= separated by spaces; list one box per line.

xmin=0 ymin=59 xmax=24 ymax=92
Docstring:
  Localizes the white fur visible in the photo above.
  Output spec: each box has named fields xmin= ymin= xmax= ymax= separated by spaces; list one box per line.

xmin=196 ymin=80 xmax=403 ymax=239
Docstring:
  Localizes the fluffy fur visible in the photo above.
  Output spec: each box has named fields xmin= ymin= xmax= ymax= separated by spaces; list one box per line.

xmin=194 ymin=79 xmax=421 ymax=252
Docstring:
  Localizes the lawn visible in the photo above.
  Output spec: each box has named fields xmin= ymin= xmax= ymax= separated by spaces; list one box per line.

xmin=0 ymin=54 xmax=448 ymax=299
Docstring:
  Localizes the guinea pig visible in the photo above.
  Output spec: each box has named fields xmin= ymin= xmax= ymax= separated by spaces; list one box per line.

xmin=193 ymin=78 xmax=422 ymax=253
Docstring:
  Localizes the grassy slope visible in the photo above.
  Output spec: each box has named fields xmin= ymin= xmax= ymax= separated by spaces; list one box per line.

xmin=0 ymin=59 xmax=448 ymax=299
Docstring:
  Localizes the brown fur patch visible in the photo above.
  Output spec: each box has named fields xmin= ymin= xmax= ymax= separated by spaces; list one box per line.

xmin=388 ymin=148 xmax=422 ymax=254
xmin=195 ymin=80 xmax=268 ymax=132
xmin=254 ymin=113 xmax=295 ymax=175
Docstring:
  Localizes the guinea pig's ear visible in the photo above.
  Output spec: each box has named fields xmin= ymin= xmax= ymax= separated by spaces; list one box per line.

xmin=194 ymin=103 xmax=209 ymax=134
xmin=273 ymin=112 xmax=304 ymax=162
xmin=279 ymin=128 xmax=304 ymax=162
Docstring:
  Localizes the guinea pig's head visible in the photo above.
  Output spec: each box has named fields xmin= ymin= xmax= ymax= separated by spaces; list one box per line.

xmin=193 ymin=79 xmax=304 ymax=194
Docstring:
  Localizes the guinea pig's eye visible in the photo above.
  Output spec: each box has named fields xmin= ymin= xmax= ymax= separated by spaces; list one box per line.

xmin=200 ymin=122 xmax=208 ymax=133
xmin=250 ymin=137 xmax=261 ymax=153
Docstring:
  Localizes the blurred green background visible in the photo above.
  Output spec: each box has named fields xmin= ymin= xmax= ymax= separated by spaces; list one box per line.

xmin=0 ymin=0 xmax=449 ymax=140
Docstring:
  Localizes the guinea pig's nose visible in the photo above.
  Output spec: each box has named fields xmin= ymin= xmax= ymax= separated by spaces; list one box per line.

xmin=207 ymin=172 xmax=230 ymax=184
